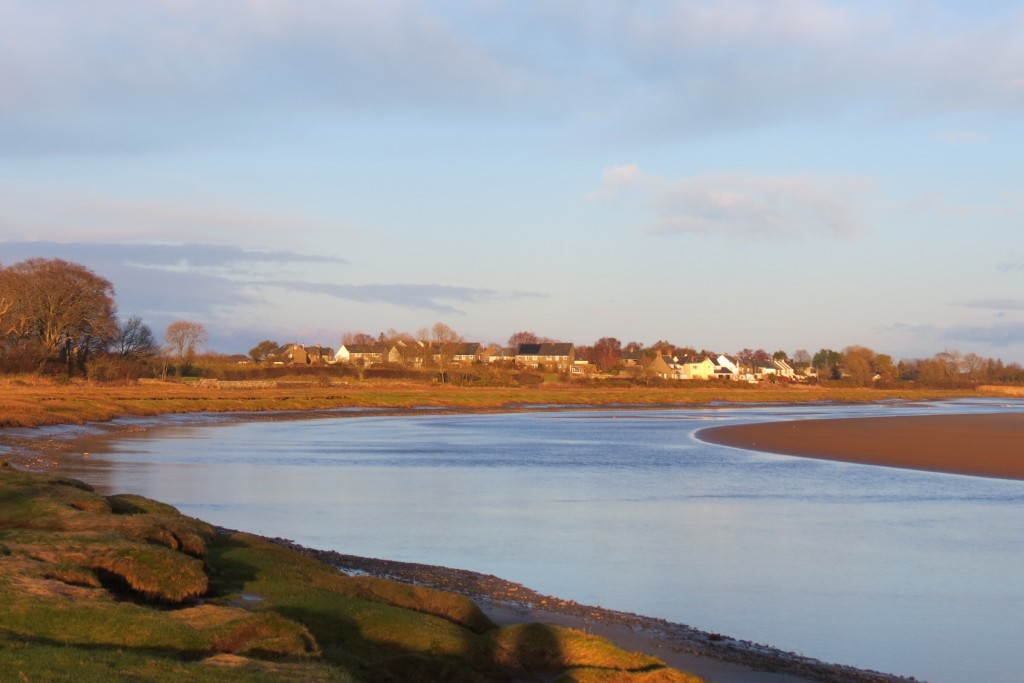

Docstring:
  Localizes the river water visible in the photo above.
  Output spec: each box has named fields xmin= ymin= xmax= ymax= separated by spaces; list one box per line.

xmin=48 ymin=399 xmax=1024 ymax=683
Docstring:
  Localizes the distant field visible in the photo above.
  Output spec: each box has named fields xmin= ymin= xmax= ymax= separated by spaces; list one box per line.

xmin=0 ymin=376 xmax=981 ymax=430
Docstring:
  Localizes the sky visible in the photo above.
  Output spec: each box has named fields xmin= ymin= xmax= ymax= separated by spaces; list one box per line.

xmin=2 ymin=0 xmax=1023 ymax=362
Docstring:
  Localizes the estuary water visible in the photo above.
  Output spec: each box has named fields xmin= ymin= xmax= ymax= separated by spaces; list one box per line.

xmin=52 ymin=399 xmax=1024 ymax=683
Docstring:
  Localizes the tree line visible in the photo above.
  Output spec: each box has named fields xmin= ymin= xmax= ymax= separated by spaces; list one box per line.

xmin=2 ymin=257 xmax=1022 ymax=387
xmin=0 ymin=258 xmax=206 ymax=378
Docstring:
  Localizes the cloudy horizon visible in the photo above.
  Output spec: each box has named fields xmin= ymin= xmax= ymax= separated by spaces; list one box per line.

xmin=2 ymin=1 xmax=1022 ymax=361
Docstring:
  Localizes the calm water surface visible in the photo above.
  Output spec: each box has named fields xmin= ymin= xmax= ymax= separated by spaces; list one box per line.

xmin=54 ymin=399 xmax=1024 ymax=683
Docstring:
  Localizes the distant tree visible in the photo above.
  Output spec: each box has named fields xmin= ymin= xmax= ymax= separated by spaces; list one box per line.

xmin=508 ymin=331 xmax=539 ymax=347
xmin=772 ymin=350 xmax=788 ymax=361
xmin=431 ymin=322 xmax=462 ymax=379
xmin=590 ymin=337 xmax=622 ymax=371
xmin=249 ymin=339 xmax=281 ymax=363
xmin=378 ymin=328 xmax=415 ymax=346
xmin=342 ymin=331 xmax=376 ymax=345
xmin=623 ymin=341 xmax=644 ymax=353
xmin=739 ymin=348 xmax=771 ymax=362
xmin=164 ymin=321 xmax=207 ymax=374
xmin=812 ymin=348 xmax=843 ymax=380
xmin=0 ymin=258 xmax=118 ymax=374
xmin=873 ymin=353 xmax=896 ymax=381
xmin=113 ymin=316 xmax=158 ymax=359
xmin=842 ymin=345 xmax=876 ymax=386
xmin=0 ymin=271 xmax=13 ymax=336
xmin=791 ymin=349 xmax=812 ymax=369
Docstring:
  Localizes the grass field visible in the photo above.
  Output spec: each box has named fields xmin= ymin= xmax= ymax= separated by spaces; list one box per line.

xmin=0 ymin=374 xmax=979 ymax=430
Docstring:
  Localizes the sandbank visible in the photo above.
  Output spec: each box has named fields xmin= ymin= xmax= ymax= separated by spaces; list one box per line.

xmin=698 ymin=413 xmax=1024 ymax=480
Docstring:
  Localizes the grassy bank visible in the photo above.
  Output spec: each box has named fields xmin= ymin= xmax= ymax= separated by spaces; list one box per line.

xmin=0 ymin=375 xmax=979 ymax=430
xmin=0 ymin=466 xmax=703 ymax=682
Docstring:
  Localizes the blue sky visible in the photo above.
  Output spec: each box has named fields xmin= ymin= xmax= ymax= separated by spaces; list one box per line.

xmin=2 ymin=1 xmax=1023 ymax=361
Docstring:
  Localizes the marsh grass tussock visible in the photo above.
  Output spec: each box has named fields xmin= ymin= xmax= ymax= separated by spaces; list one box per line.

xmin=0 ymin=467 xmax=704 ymax=682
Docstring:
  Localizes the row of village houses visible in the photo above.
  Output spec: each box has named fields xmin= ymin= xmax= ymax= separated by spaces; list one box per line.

xmin=277 ymin=341 xmax=798 ymax=382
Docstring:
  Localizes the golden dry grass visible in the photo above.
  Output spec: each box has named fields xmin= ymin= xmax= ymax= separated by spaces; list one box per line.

xmin=0 ymin=374 xmax=977 ymax=430
xmin=493 ymin=623 xmax=666 ymax=671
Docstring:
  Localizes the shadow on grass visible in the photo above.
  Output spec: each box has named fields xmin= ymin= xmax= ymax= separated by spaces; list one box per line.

xmin=0 ymin=625 xmax=212 ymax=662
xmin=276 ymin=604 xmax=495 ymax=683
xmin=206 ymin=535 xmax=261 ymax=596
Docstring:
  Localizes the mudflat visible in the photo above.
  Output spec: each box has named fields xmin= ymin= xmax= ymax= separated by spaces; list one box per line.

xmin=698 ymin=412 xmax=1024 ymax=480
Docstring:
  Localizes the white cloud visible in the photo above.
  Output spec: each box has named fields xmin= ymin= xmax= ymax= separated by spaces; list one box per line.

xmin=0 ymin=189 xmax=359 ymax=248
xmin=0 ymin=1 xmax=528 ymax=123
xmin=538 ymin=0 xmax=1024 ymax=134
xmin=590 ymin=164 xmax=870 ymax=240
xmin=934 ymin=130 xmax=989 ymax=145
xmin=955 ymin=299 xmax=1024 ymax=312
xmin=3 ymin=1 xmax=1024 ymax=152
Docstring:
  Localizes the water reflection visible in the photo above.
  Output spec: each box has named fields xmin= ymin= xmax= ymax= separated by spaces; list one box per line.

xmin=52 ymin=400 xmax=1024 ymax=683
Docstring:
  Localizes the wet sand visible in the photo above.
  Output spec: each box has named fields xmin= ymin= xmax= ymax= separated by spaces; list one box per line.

xmin=698 ymin=412 xmax=1024 ymax=481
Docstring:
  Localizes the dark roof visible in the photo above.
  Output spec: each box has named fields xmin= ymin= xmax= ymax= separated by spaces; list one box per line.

xmin=516 ymin=342 xmax=575 ymax=357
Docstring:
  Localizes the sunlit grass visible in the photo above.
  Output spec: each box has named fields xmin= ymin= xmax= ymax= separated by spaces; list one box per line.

xmin=0 ymin=468 xmax=704 ymax=682
xmin=0 ymin=374 xmax=977 ymax=429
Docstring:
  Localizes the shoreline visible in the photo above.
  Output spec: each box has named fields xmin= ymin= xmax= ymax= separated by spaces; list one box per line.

xmin=276 ymin=539 xmax=916 ymax=683
xmin=698 ymin=412 xmax=1024 ymax=481
xmin=6 ymin=400 xmax=1018 ymax=681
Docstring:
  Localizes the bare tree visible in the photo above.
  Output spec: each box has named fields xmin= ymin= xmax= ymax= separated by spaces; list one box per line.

xmin=113 ymin=316 xmax=158 ymax=359
xmin=342 ymin=331 xmax=376 ymax=345
xmin=164 ymin=321 xmax=208 ymax=374
xmin=0 ymin=270 xmax=12 ymax=335
xmin=431 ymin=322 xmax=462 ymax=380
xmin=589 ymin=337 xmax=622 ymax=371
xmin=0 ymin=258 xmax=118 ymax=374
xmin=508 ymin=331 xmax=539 ymax=347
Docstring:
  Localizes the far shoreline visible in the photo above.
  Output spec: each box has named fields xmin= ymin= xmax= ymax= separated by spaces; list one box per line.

xmin=697 ymin=412 xmax=1024 ymax=481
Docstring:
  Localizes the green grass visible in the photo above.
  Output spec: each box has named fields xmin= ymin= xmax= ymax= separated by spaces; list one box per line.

xmin=0 ymin=468 xmax=706 ymax=682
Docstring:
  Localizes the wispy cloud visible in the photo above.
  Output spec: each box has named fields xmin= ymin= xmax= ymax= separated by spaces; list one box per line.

xmin=934 ymin=130 xmax=989 ymax=145
xmin=0 ymin=0 xmax=529 ymax=153
xmin=942 ymin=322 xmax=1024 ymax=348
xmin=272 ymin=281 xmax=544 ymax=315
xmin=589 ymin=164 xmax=870 ymax=240
xmin=0 ymin=240 xmax=543 ymax=323
xmin=0 ymin=192 xmax=359 ymax=246
xmin=3 ymin=2 xmax=1024 ymax=152
xmin=954 ymin=298 xmax=1024 ymax=312
xmin=0 ymin=241 xmax=344 ymax=276
xmin=0 ymin=240 xmax=340 ymax=320
xmin=536 ymin=1 xmax=1024 ymax=136
xmin=888 ymin=319 xmax=1024 ymax=353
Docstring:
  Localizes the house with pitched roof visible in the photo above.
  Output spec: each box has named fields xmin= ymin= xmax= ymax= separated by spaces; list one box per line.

xmin=280 ymin=343 xmax=335 ymax=365
xmin=677 ymin=355 xmax=717 ymax=380
xmin=334 ymin=343 xmax=386 ymax=365
xmin=647 ymin=354 xmax=685 ymax=380
xmin=515 ymin=342 xmax=576 ymax=371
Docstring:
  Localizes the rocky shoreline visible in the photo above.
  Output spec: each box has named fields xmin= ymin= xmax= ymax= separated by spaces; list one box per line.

xmin=274 ymin=538 xmax=919 ymax=683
